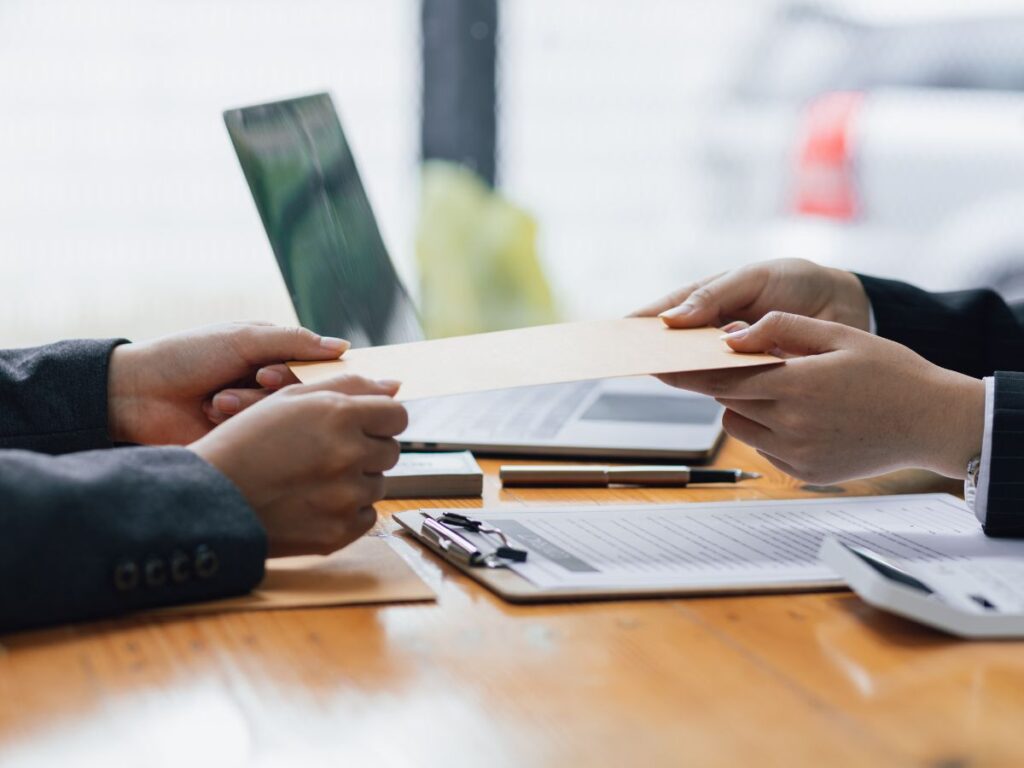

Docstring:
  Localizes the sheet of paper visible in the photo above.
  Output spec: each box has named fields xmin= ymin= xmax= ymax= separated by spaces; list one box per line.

xmin=149 ymin=536 xmax=434 ymax=617
xmin=288 ymin=318 xmax=781 ymax=401
xmin=425 ymin=494 xmax=985 ymax=591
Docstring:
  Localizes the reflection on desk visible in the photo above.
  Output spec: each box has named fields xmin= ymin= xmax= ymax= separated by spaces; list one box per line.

xmin=5 ymin=439 xmax=1013 ymax=768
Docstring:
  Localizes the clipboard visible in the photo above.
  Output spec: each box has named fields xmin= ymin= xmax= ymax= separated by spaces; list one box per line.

xmin=393 ymin=508 xmax=844 ymax=603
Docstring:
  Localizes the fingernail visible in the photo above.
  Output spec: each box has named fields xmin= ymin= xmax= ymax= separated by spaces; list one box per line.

xmin=659 ymin=303 xmax=695 ymax=319
xmin=320 ymin=336 xmax=349 ymax=352
xmin=213 ymin=393 xmax=241 ymax=413
xmin=721 ymin=321 xmax=745 ymax=333
xmin=375 ymin=378 xmax=402 ymax=390
xmin=256 ymin=368 xmax=283 ymax=388
xmin=720 ymin=328 xmax=749 ymax=341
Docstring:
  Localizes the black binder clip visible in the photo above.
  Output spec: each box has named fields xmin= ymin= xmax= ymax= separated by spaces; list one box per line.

xmin=420 ymin=512 xmax=528 ymax=568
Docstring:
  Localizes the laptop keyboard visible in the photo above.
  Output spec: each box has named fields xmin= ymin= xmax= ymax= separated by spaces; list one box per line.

xmin=405 ymin=381 xmax=598 ymax=441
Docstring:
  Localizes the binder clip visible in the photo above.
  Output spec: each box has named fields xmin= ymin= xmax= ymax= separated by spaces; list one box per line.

xmin=420 ymin=512 xmax=528 ymax=568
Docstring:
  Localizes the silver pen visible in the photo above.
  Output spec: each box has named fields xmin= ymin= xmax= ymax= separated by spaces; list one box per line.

xmin=499 ymin=465 xmax=760 ymax=488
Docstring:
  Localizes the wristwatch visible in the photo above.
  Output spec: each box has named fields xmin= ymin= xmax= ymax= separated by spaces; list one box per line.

xmin=964 ymin=454 xmax=982 ymax=511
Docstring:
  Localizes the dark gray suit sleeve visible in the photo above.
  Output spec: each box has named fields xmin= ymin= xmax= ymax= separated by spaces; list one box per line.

xmin=0 ymin=446 xmax=267 ymax=633
xmin=0 ymin=338 xmax=127 ymax=454
xmin=856 ymin=275 xmax=1024 ymax=378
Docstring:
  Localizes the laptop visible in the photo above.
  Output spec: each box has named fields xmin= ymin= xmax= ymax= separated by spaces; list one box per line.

xmin=223 ymin=93 xmax=724 ymax=460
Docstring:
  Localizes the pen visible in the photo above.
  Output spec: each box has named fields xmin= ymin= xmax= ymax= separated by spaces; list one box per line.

xmin=499 ymin=465 xmax=761 ymax=488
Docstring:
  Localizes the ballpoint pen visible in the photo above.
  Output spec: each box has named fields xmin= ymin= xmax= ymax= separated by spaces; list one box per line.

xmin=499 ymin=465 xmax=761 ymax=488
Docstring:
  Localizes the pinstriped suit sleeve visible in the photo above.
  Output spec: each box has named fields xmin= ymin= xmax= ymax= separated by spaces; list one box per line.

xmin=857 ymin=275 xmax=1024 ymax=536
xmin=855 ymin=275 xmax=1024 ymax=378
xmin=984 ymin=372 xmax=1024 ymax=537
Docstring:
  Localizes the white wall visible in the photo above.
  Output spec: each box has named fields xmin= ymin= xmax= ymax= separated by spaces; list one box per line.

xmin=499 ymin=0 xmax=772 ymax=320
xmin=0 ymin=0 xmax=419 ymax=346
xmin=1 ymin=0 xmax=784 ymax=346
xmin=2 ymin=0 xmax=1013 ymax=346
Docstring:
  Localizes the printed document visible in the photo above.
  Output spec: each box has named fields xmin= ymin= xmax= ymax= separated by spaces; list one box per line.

xmin=461 ymin=494 xmax=991 ymax=591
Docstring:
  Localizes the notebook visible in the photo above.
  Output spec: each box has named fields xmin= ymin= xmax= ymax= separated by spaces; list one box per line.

xmin=383 ymin=451 xmax=484 ymax=499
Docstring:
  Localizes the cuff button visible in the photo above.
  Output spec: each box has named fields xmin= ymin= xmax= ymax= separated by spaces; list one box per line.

xmin=113 ymin=560 xmax=139 ymax=592
xmin=144 ymin=558 xmax=167 ymax=588
xmin=170 ymin=550 xmax=191 ymax=584
xmin=195 ymin=545 xmax=220 ymax=580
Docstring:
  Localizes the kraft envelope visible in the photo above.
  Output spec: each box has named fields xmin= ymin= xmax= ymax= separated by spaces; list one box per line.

xmin=288 ymin=318 xmax=782 ymax=401
xmin=148 ymin=537 xmax=434 ymax=617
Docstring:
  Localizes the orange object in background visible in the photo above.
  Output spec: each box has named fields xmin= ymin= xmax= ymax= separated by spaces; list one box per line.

xmin=793 ymin=90 xmax=864 ymax=220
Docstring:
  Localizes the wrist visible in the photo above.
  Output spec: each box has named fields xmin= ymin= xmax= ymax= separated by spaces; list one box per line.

xmin=107 ymin=344 xmax=143 ymax=443
xmin=828 ymin=269 xmax=872 ymax=332
xmin=917 ymin=370 xmax=985 ymax=479
xmin=189 ymin=437 xmax=264 ymax=512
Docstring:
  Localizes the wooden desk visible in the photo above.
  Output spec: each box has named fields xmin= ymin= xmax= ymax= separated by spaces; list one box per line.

xmin=2 ymin=440 xmax=1018 ymax=767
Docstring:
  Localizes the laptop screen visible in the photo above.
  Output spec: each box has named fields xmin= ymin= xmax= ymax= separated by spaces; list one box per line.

xmin=224 ymin=93 xmax=422 ymax=347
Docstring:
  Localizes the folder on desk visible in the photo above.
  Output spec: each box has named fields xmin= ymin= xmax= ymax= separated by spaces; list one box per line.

xmin=148 ymin=537 xmax=435 ymax=616
xmin=394 ymin=494 xmax=987 ymax=603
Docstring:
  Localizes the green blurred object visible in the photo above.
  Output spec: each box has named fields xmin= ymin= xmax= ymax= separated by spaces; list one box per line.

xmin=416 ymin=160 xmax=559 ymax=338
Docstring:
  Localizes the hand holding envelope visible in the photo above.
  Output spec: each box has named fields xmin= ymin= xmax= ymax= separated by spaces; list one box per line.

xmin=162 ymin=319 xmax=776 ymax=619
xmin=287 ymin=318 xmax=782 ymax=400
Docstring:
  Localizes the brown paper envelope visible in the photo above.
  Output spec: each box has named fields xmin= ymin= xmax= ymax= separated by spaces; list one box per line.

xmin=148 ymin=537 xmax=434 ymax=617
xmin=288 ymin=318 xmax=782 ymax=401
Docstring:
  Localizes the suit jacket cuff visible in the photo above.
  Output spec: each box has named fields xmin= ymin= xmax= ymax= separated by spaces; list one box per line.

xmin=979 ymin=372 xmax=1024 ymax=537
xmin=0 ymin=446 xmax=267 ymax=631
xmin=0 ymin=338 xmax=128 ymax=454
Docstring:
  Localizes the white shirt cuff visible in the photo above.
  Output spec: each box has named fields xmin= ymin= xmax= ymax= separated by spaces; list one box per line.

xmin=972 ymin=376 xmax=995 ymax=525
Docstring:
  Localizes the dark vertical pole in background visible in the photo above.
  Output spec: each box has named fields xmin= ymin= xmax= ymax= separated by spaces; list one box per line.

xmin=420 ymin=0 xmax=499 ymax=187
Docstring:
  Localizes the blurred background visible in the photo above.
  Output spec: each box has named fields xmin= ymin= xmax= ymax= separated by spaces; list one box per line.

xmin=1 ymin=0 xmax=1023 ymax=346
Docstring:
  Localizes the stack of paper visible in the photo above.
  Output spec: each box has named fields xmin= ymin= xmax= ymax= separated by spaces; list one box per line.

xmin=383 ymin=451 xmax=484 ymax=498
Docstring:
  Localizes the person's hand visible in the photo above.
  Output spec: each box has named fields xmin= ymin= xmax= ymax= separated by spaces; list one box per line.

xmin=659 ymin=312 xmax=985 ymax=484
xmin=107 ymin=322 xmax=349 ymax=445
xmin=189 ymin=375 xmax=407 ymax=557
xmin=631 ymin=258 xmax=872 ymax=332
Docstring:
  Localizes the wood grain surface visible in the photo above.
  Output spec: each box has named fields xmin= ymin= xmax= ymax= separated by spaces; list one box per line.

xmin=3 ymin=439 xmax=1016 ymax=768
